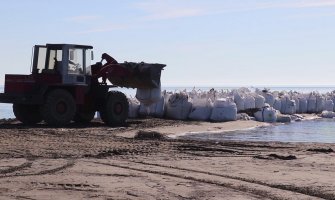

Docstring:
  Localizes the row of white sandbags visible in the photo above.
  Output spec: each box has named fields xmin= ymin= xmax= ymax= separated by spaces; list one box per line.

xmin=262 ymin=93 xmax=335 ymax=114
xmin=130 ymin=88 xmax=297 ymax=123
xmin=230 ymin=89 xmax=335 ymax=115
xmin=131 ymin=87 xmax=335 ymax=122
xmin=129 ymin=92 xmax=238 ymax=122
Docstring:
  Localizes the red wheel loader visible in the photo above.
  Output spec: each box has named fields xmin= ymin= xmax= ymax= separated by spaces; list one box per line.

xmin=0 ymin=44 xmax=165 ymax=126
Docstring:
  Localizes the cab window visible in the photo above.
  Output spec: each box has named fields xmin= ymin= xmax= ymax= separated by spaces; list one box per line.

xmin=68 ymin=48 xmax=84 ymax=74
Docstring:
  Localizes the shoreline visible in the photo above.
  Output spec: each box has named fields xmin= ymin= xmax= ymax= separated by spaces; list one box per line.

xmin=0 ymin=117 xmax=334 ymax=199
xmin=0 ymin=113 xmax=322 ymax=140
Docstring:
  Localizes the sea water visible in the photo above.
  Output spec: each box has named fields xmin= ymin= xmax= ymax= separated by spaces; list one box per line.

xmin=0 ymin=86 xmax=14 ymax=118
xmin=178 ymin=119 xmax=335 ymax=143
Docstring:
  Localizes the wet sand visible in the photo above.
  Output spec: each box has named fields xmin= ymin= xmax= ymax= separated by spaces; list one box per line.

xmin=0 ymin=118 xmax=334 ymax=200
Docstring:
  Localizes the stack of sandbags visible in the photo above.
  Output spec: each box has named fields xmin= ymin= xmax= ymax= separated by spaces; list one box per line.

xmin=330 ymin=94 xmax=335 ymax=111
xmin=234 ymin=92 xmax=245 ymax=112
xmin=316 ymin=95 xmax=325 ymax=113
xmin=188 ymin=97 xmax=213 ymax=121
xmin=273 ymin=97 xmax=282 ymax=111
xmin=262 ymin=92 xmax=275 ymax=107
xmin=287 ymin=100 xmax=297 ymax=115
xmin=128 ymin=97 xmax=140 ymax=118
xmin=254 ymin=94 xmax=265 ymax=109
xmin=131 ymin=87 xmax=335 ymax=121
xmin=297 ymin=96 xmax=308 ymax=114
xmin=139 ymin=95 xmax=165 ymax=118
xmin=254 ymin=107 xmax=278 ymax=123
xmin=325 ymin=99 xmax=334 ymax=112
xmin=279 ymin=96 xmax=294 ymax=114
xmin=292 ymin=96 xmax=300 ymax=114
xmin=307 ymin=93 xmax=317 ymax=113
xmin=244 ymin=95 xmax=256 ymax=110
xmin=210 ymin=98 xmax=237 ymax=122
xmin=166 ymin=92 xmax=192 ymax=120
xmin=136 ymin=86 xmax=161 ymax=105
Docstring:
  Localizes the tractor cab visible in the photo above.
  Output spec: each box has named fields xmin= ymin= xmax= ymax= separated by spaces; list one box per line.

xmin=32 ymin=44 xmax=93 ymax=85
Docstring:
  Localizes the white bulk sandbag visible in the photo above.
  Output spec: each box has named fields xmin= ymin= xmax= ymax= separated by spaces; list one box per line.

xmin=332 ymin=97 xmax=335 ymax=112
xmin=136 ymin=87 xmax=161 ymax=105
xmin=292 ymin=97 xmax=300 ymax=113
xmin=188 ymin=98 xmax=213 ymax=121
xmin=163 ymin=91 xmax=172 ymax=112
xmin=213 ymin=97 xmax=232 ymax=107
xmin=285 ymin=100 xmax=296 ymax=115
xmin=320 ymin=111 xmax=335 ymax=118
xmin=210 ymin=98 xmax=237 ymax=122
xmin=325 ymin=100 xmax=334 ymax=112
xmin=154 ymin=95 xmax=166 ymax=117
xmin=139 ymin=104 xmax=150 ymax=116
xmin=298 ymin=98 xmax=308 ymax=113
xmin=280 ymin=97 xmax=288 ymax=114
xmin=244 ymin=95 xmax=255 ymax=110
xmin=128 ymin=98 xmax=140 ymax=118
xmin=138 ymin=95 xmax=165 ymax=117
xmin=234 ymin=93 xmax=245 ymax=112
xmin=166 ymin=93 xmax=192 ymax=120
xmin=273 ymin=98 xmax=282 ymax=111
xmin=263 ymin=93 xmax=275 ymax=107
xmin=254 ymin=107 xmax=277 ymax=123
xmin=316 ymin=95 xmax=325 ymax=113
xmin=307 ymin=95 xmax=317 ymax=113
xmin=254 ymin=95 xmax=265 ymax=109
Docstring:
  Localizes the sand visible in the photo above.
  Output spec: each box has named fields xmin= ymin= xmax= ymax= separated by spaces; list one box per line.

xmin=0 ymin=118 xmax=334 ymax=200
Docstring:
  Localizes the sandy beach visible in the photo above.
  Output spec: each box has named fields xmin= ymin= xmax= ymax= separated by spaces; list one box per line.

xmin=0 ymin=118 xmax=334 ymax=200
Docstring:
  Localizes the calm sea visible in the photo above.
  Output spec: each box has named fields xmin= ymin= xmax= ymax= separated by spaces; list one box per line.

xmin=178 ymin=119 xmax=335 ymax=143
xmin=2 ymin=85 xmax=335 ymax=119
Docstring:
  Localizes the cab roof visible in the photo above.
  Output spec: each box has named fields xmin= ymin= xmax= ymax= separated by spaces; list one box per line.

xmin=46 ymin=43 xmax=93 ymax=49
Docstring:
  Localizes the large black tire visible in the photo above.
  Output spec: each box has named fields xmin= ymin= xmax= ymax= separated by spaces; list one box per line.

xmin=100 ymin=91 xmax=128 ymax=126
xmin=73 ymin=107 xmax=96 ymax=124
xmin=40 ymin=89 xmax=76 ymax=126
xmin=13 ymin=104 xmax=42 ymax=125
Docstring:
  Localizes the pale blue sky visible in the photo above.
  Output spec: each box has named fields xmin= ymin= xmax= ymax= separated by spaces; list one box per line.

xmin=0 ymin=0 xmax=334 ymax=86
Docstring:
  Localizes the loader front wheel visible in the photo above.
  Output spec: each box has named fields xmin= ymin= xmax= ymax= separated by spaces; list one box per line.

xmin=41 ymin=89 xmax=76 ymax=126
xmin=13 ymin=104 xmax=42 ymax=125
xmin=100 ymin=91 xmax=128 ymax=126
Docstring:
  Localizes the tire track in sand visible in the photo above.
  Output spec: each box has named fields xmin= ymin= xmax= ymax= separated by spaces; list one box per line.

xmin=130 ymin=161 xmax=333 ymax=200
xmin=0 ymin=160 xmax=75 ymax=178
xmin=88 ymin=160 xmax=323 ymax=200
xmin=0 ymin=161 xmax=32 ymax=175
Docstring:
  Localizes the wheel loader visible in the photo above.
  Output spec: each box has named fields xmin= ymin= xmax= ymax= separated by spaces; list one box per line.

xmin=0 ymin=44 xmax=165 ymax=126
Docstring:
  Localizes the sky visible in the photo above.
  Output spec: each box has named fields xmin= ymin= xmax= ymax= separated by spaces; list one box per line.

xmin=0 ymin=0 xmax=334 ymax=87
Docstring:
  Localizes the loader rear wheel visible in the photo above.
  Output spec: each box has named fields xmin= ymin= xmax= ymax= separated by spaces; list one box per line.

xmin=41 ymin=89 xmax=76 ymax=126
xmin=13 ymin=104 xmax=42 ymax=125
xmin=100 ymin=91 xmax=128 ymax=126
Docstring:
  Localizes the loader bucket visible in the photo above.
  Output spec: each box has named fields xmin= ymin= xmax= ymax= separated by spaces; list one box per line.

xmin=107 ymin=62 xmax=166 ymax=89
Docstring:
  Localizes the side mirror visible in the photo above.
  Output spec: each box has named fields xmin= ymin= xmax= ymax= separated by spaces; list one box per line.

xmin=91 ymin=51 xmax=94 ymax=60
